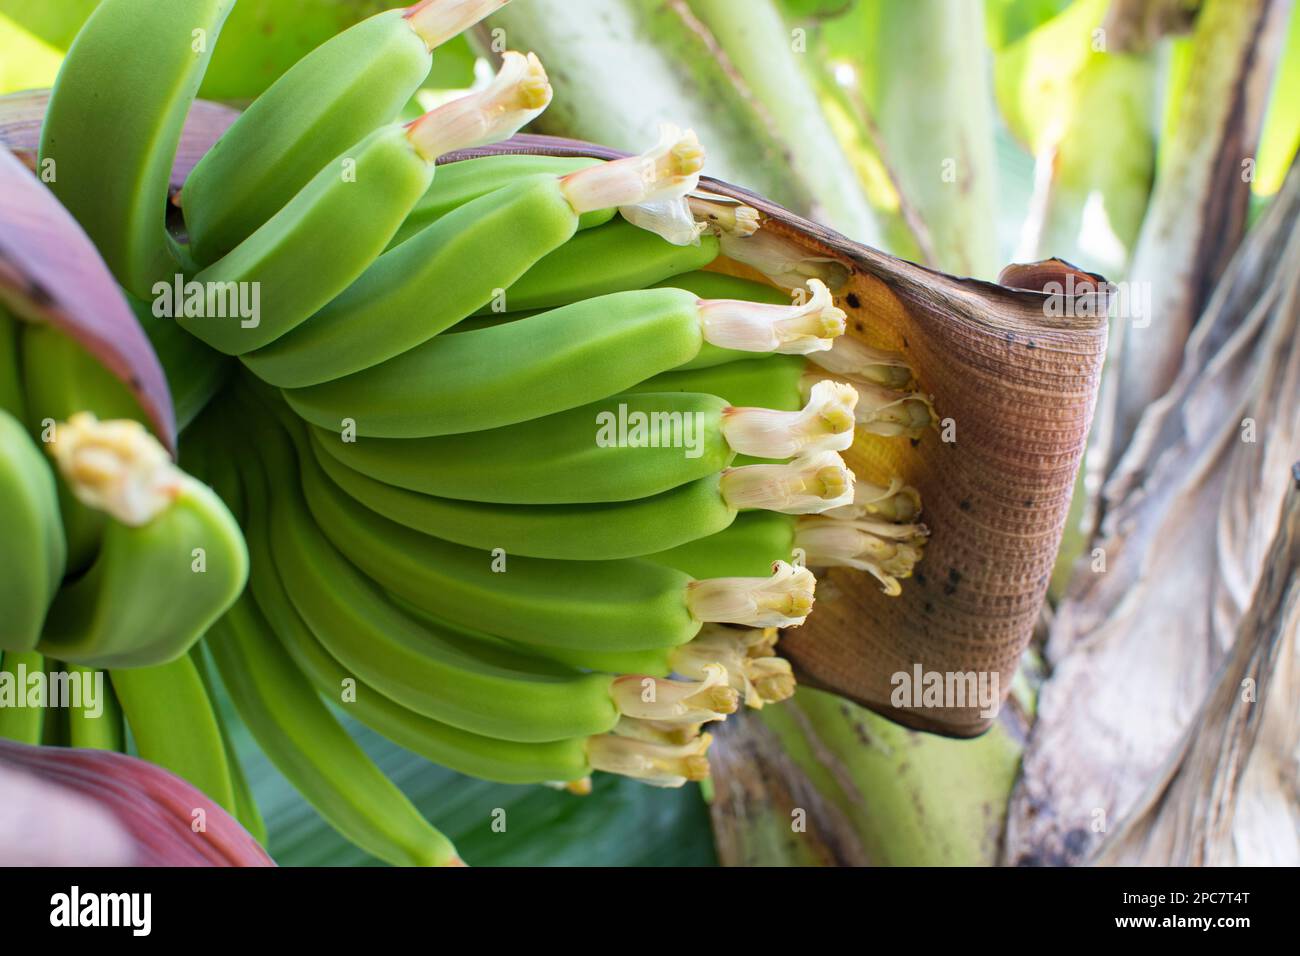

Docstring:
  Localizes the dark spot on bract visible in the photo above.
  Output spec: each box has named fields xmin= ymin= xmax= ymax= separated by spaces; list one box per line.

xmin=854 ymin=320 xmax=865 ymax=333
xmin=923 ymin=601 xmax=934 ymax=614
xmin=914 ymin=570 xmax=926 ymax=586
xmin=959 ymin=499 xmax=971 ymax=511
xmin=1026 ymin=340 xmax=1037 ymax=349
xmin=948 ymin=568 xmax=961 ymax=584
xmin=26 ymin=282 xmax=55 ymax=308
xmin=942 ymin=583 xmax=956 ymax=596
xmin=1024 ymin=497 xmax=1033 ymax=507
xmin=846 ymin=293 xmax=861 ymax=309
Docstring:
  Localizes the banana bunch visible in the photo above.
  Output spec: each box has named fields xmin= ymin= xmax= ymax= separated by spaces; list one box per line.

xmin=15 ymin=0 xmax=940 ymax=865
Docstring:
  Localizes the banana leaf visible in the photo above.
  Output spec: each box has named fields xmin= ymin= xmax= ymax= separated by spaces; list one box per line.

xmin=1006 ymin=158 xmax=1300 ymax=866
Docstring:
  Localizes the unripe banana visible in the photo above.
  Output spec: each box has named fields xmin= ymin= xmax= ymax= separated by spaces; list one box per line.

xmin=189 ymin=648 xmax=266 ymax=843
xmin=470 ymin=217 xmax=719 ymax=317
xmin=183 ymin=0 xmax=510 ymax=264
xmin=38 ymin=0 xmax=235 ymax=298
xmin=186 ymin=424 xmax=600 ymax=785
xmin=631 ymin=354 xmax=806 ymax=409
xmin=0 ymin=650 xmax=47 ymax=744
xmin=109 ymin=655 xmax=238 ymax=814
xmin=37 ymin=415 xmax=247 ymax=668
xmin=243 ymin=126 xmax=704 ymax=387
xmin=388 ymin=153 xmax=615 ymax=250
xmin=307 ymin=406 xmax=857 ymax=563
xmin=0 ymin=307 xmax=24 ymax=420
xmin=19 ymin=322 xmax=149 ymax=573
xmin=65 ymin=666 xmax=125 ymax=752
xmin=298 ymin=421 xmax=825 ymax=648
xmin=286 ymin=284 xmax=846 ymax=438
xmin=0 ymin=411 xmax=65 ymax=653
xmin=207 ymin=592 xmax=462 ymax=866
xmin=179 ymin=51 xmax=553 ymax=356
xmin=311 ymin=377 xmax=854 ymax=504
xmin=646 ymin=511 xmax=798 ymax=579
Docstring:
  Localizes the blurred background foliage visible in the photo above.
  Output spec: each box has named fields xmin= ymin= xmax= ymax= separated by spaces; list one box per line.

xmin=2 ymin=0 xmax=1295 ymax=866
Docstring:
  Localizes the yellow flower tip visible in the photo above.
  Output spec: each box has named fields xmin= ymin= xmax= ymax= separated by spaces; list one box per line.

xmin=405 ymin=51 xmax=551 ymax=160
xmin=682 ymin=753 xmax=713 ymax=782
xmin=692 ymin=682 xmax=741 ymax=716
xmin=815 ymin=463 xmax=852 ymax=503
xmin=565 ymin=777 xmax=593 ymax=796
xmin=47 ymin=413 xmax=181 ymax=526
xmin=669 ymin=130 xmax=706 ymax=178
xmin=750 ymin=658 xmax=797 ymax=707
xmin=561 ymin=123 xmax=704 ymax=217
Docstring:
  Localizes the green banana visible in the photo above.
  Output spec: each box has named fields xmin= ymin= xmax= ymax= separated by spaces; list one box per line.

xmin=471 ymin=217 xmax=720 ymax=315
xmin=286 ymin=284 xmax=846 ymax=438
xmin=182 ymin=0 xmax=508 ymax=265
xmin=197 ymin=425 xmax=596 ymax=785
xmin=110 ymin=655 xmax=238 ymax=814
xmin=178 ymin=51 xmax=553 ymax=356
xmin=309 ymin=373 xmax=855 ymax=505
xmin=39 ymin=0 xmax=234 ymax=298
xmin=309 ymin=425 xmax=854 ymax=559
xmin=190 ymin=647 xmax=266 ymax=844
xmin=651 ymin=269 xmax=791 ymax=304
xmin=0 ymin=306 xmax=24 ymax=419
xmin=647 ymin=511 xmax=798 ymax=579
xmin=207 ymin=592 xmax=460 ymax=866
xmin=38 ymin=415 xmax=247 ymax=668
xmin=310 ymin=391 xmax=735 ymax=503
xmin=388 ymin=153 xmax=615 ymax=250
xmin=631 ymin=354 xmax=806 ymax=409
xmin=65 ymin=665 xmax=125 ymax=753
xmin=0 ymin=650 xmax=46 ymax=744
xmin=0 ymin=410 xmax=65 ymax=652
xmin=19 ymin=321 xmax=148 ymax=572
xmin=243 ymin=128 xmax=705 ymax=387
xmin=287 ymin=409 xmax=822 ymax=649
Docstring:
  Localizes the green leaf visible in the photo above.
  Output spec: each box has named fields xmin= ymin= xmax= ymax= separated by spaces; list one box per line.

xmin=219 ymin=696 xmax=717 ymax=867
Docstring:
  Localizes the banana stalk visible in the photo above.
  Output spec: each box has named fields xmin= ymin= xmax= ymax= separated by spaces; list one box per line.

xmin=707 ymin=687 xmax=1027 ymax=865
xmin=815 ymin=0 xmax=1001 ymax=278
xmin=478 ymin=0 xmax=881 ymax=242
